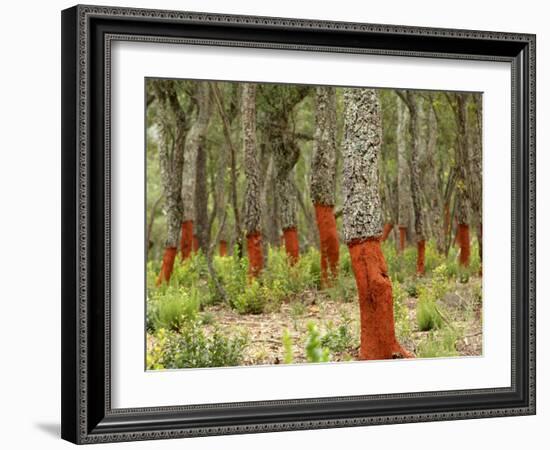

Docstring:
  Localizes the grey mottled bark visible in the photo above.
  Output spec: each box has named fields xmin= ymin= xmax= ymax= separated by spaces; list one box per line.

xmin=451 ymin=93 xmax=471 ymax=225
xmin=261 ymin=153 xmax=280 ymax=245
xmin=397 ymin=90 xmax=426 ymax=243
xmin=423 ymin=98 xmax=441 ymax=243
xmin=274 ymin=136 xmax=299 ymax=230
xmin=182 ymin=83 xmax=211 ymax=223
xmin=342 ymin=88 xmax=383 ymax=242
xmin=396 ymin=96 xmax=413 ymax=230
xmin=242 ymin=83 xmax=262 ymax=235
xmin=259 ymin=85 xmax=309 ymax=234
xmin=151 ymin=80 xmax=187 ymax=248
xmin=311 ymin=86 xmax=337 ymax=206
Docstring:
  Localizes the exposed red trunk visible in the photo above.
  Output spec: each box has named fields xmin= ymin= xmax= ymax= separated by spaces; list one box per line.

xmin=219 ymin=240 xmax=228 ymax=257
xmin=246 ymin=232 xmax=264 ymax=278
xmin=416 ymin=239 xmax=426 ymax=276
xmin=283 ymin=227 xmax=299 ymax=265
xmin=192 ymin=235 xmax=199 ymax=253
xmin=156 ymin=247 xmax=177 ymax=286
xmin=348 ymin=238 xmax=412 ymax=360
xmin=180 ymin=220 xmax=193 ymax=260
xmin=457 ymin=223 xmax=470 ymax=267
xmin=314 ymin=204 xmax=340 ymax=286
xmin=398 ymin=226 xmax=407 ymax=253
xmin=381 ymin=223 xmax=394 ymax=242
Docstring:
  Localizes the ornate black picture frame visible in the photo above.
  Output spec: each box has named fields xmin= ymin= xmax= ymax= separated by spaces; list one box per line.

xmin=61 ymin=4 xmax=536 ymax=444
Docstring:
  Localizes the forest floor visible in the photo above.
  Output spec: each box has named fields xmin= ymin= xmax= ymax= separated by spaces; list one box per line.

xmin=199 ymin=276 xmax=483 ymax=366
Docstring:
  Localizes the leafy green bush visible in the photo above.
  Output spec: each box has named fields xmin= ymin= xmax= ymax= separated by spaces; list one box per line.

xmin=147 ymin=324 xmax=248 ymax=369
xmin=320 ymin=319 xmax=354 ymax=353
xmin=231 ymin=279 xmax=267 ymax=314
xmin=148 ymin=286 xmax=200 ymax=332
xmin=305 ymin=322 xmax=330 ymax=363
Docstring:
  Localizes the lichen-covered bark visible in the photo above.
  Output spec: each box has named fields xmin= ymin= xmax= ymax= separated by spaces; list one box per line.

xmin=454 ymin=94 xmax=471 ymax=226
xmin=341 ymin=88 xmax=383 ymax=242
xmin=242 ymin=83 xmax=264 ymax=276
xmin=274 ymin=135 xmax=300 ymax=231
xmin=150 ymin=80 xmax=188 ymax=283
xmin=399 ymin=91 xmax=425 ymax=244
xmin=151 ymin=80 xmax=186 ymax=250
xmin=260 ymin=85 xmax=308 ymax=246
xmin=311 ymin=86 xmax=337 ymax=206
xmin=450 ymin=93 xmax=471 ymax=267
xmin=242 ymin=83 xmax=262 ymax=235
xmin=182 ymin=83 xmax=211 ymax=224
xmin=396 ymin=95 xmax=413 ymax=248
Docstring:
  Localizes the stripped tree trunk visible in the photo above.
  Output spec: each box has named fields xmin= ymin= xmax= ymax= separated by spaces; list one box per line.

xmin=242 ymin=83 xmax=264 ymax=277
xmin=449 ymin=93 xmax=471 ymax=267
xmin=274 ymin=137 xmax=300 ymax=264
xmin=181 ymin=83 xmax=211 ymax=260
xmin=397 ymin=91 xmax=427 ymax=275
xmin=396 ymin=95 xmax=412 ymax=253
xmin=311 ymin=86 xmax=339 ymax=285
xmin=260 ymin=85 xmax=309 ymax=265
xmin=211 ymin=83 xmax=239 ymax=255
xmin=342 ymin=88 xmax=412 ymax=361
xmin=150 ymin=80 xmax=186 ymax=284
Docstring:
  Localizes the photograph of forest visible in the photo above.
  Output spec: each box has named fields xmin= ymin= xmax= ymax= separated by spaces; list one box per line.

xmin=145 ymin=78 xmax=483 ymax=370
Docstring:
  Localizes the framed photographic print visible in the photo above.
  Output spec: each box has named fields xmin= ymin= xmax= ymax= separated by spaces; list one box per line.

xmin=61 ymin=4 xmax=536 ymax=444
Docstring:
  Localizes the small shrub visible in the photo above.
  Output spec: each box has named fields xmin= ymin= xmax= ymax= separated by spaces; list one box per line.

xmin=232 ymin=279 xmax=266 ymax=314
xmin=416 ymin=296 xmax=443 ymax=331
xmin=406 ymin=281 xmax=419 ymax=298
xmin=282 ymin=329 xmax=294 ymax=364
xmin=320 ymin=319 xmax=354 ymax=354
xmin=305 ymin=322 xmax=330 ymax=363
xmin=416 ymin=265 xmax=449 ymax=331
xmin=416 ymin=328 xmax=459 ymax=358
xmin=147 ymin=323 xmax=248 ymax=369
xmin=149 ymin=286 xmax=200 ymax=332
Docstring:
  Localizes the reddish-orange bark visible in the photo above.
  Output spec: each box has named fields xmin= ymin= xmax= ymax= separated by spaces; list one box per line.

xmin=156 ymin=247 xmax=177 ymax=286
xmin=398 ymin=226 xmax=407 ymax=253
xmin=457 ymin=223 xmax=470 ymax=267
xmin=348 ymin=238 xmax=412 ymax=360
xmin=314 ymin=204 xmax=340 ymax=286
xmin=283 ymin=227 xmax=300 ymax=265
xmin=416 ymin=239 xmax=426 ymax=276
xmin=219 ymin=240 xmax=228 ymax=257
xmin=180 ymin=220 xmax=193 ymax=260
xmin=247 ymin=232 xmax=264 ymax=278
xmin=381 ymin=223 xmax=394 ymax=242
xmin=192 ymin=235 xmax=199 ymax=253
